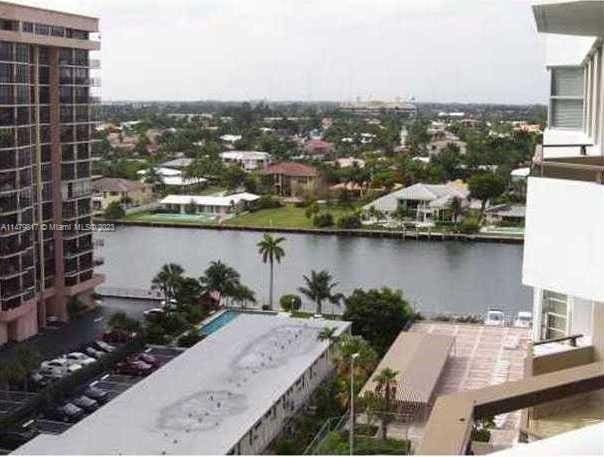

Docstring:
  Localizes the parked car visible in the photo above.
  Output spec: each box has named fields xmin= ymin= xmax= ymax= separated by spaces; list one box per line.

xmin=65 ymin=352 xmax=96 ymax=366
xmin=85 ymin=347 xmax=106 ymax=359
xmin=144 ymin=308 xmax=165 ymax=322
xmin=94 ymin=340 xmax=116 ymax=353
xmin=83 ymin=385 xmax=109 ymax=404
xmin=30 ymin=371 xmax=52 ymax=387
xmin=41 ymin=359 xmax=82 ymax=373
xmin=485 ymin=309 xmax=506 ymax=327
xmin=38 ymin=366 xmax=68 ymax=380
xmin=71 ymin=396 xmax=99 ymax=413
xmin=45 ymin=403 xmax=85 ymax=423
xmin=131 ymin=352 xmax=161 ymax=368
xmin=115 ymin=360 xmax=153 ymax=376
xmin=102 ymin=330 xmax=132 ymax=344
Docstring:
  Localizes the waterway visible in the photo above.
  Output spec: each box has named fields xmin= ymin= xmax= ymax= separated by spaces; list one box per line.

xmin=97 ymin=226 xmax=531 ymax=316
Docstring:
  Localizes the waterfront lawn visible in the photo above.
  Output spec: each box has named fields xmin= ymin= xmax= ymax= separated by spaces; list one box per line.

xmin=225 ymin=205 xmax=352 ymax=229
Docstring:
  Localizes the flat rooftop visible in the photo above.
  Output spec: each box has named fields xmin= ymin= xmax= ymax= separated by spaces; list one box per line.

xmin=410 ymin=322 xmax=531 ymax=447
xmin=15 ymin=313 xmax=350 ymax=455
xmin=360 ymin=331 xmax=454 ymax=405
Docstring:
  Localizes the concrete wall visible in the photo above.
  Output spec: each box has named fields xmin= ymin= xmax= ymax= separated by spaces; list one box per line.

xmin=523 ymin=177 xmax=604 ymax=303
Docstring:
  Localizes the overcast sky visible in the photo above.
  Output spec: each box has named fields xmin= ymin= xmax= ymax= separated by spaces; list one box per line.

xmin=13 ymin=0 xmax=548 ymax=103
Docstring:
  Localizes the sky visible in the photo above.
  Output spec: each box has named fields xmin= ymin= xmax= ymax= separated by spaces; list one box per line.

xmin=12 ymin=0 xmax=549 ymax=104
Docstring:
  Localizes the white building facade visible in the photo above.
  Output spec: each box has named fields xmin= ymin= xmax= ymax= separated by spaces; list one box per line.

xmin=524 ymin=0 xmax=604 ymax=360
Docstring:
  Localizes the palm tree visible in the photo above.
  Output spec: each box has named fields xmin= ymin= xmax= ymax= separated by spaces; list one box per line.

xmin=143 ymin=166 xmax=162 ymax=191
xmin=449 ymin=196 xmax=463 ymax=223
xmin=199 ymin=260 xmax=241 ymax=306
xmin=318 ymin=326 xmax=338 ymax=343
xmin=231 ymin=284 xmax=256 ymax=309
xmin=151 ymin=263 xmax=184 ymax=303
xmin=374 ymin=367 xmax=399 ymax=440
xmin=257 ymin=234 xmax=286 ymax=310
xmin=298 ymin=270 xmax=342 ymax=315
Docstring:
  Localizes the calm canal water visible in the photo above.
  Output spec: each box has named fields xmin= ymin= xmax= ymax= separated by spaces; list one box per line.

xmin=97 ymin=226 xmax=531 ymax=316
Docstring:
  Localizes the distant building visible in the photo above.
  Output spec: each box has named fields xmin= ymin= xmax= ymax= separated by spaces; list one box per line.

xmin=363 ymin=182 xmax=470 ymax=223
xmin=303 ymin=139 xmax=334 ymax=159
xmin=15 ymin=314 xmax=350 ymax=455
xmin=341 ymin=99 xmax=418 ymax=118
xmin=160 ymin=193 xmax=259 ymax=219
xmin=260 ymin=162 xmax=319 ymax=197
xmin=220 ymin=151 xmax=271 ymax=172
xmin=335 ymin=157 xmax=366 ymax=168
xmin=160 ymin=158 xmax=195 ymax=170
xmin=220 ymin=134 xmax=242 ymax=144
xmin=92 ymin=178 xmax=152 ymax=212
xmin=137 ymin=168 xmax=207 ymax=192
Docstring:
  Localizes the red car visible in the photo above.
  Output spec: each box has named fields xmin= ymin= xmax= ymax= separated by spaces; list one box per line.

xmin=115 ymin=360 xmax=153 ymax=376
xmin=131 ymin=353 xmax=161 ymax=369
xmin=102 ymin=330 xmax=136 ymax=344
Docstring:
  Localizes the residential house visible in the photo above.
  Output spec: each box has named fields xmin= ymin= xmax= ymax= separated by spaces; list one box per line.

xmin=160 ymin=193 xmax=259 ymax=219
xmin=220 ymin=151 xmax=271 ymax=172
xmin=485 ymin=204 xmax=526 ymax=226
xmin=303 ymin=139 xmax=334 ymax=159
xmin=334 ymin=157 xmax=366 ymax=168
xmin=363 ymin=182 xmax=470 ymax=223
xmin=260 ymin=162 xmax=319 ymax=197
xmin=92 ymin=178 xmax=153 ymax=212
xmin=137 ymin=168 xmax=207 ymax=193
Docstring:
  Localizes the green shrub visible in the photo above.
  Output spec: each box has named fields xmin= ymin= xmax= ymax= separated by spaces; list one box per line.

xmin=67 ymin=297 xmax=85 ymax=318
xmin=254 ymin=195 xmax=283 ymax=210
xmin=280 ymin=294 xmax=302 ymax=312
xmin=313 ymin=212 xmax=334 ymax=228
xmin=460 ymin=216 xmax=481 ymax=234
xmin=176 ymin=331 xmax=204 ymax=348
xmin=104 ymin=201 xmax=125 ymax=219
xmin=336 ymin=213 xmax=361 ymax=229
xmin=108 ymin=312 xmax=141 ymax=332
xmin=144 ymin=324 xmax=168 ymax=345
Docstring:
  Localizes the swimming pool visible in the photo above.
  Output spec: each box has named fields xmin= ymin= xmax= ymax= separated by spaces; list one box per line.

xmin=199 ymin=310 xmax=241 ymax=336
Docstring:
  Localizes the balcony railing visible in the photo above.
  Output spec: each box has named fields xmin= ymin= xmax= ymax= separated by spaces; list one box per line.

xmin=417 ymin=361 xmax=604 ymax=455
xmin=532 ymin=154 xmax=604 ymax=184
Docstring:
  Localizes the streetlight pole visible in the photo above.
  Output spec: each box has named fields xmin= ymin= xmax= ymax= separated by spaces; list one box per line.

xmin=349 ymin=353 xmax=360 ymax=456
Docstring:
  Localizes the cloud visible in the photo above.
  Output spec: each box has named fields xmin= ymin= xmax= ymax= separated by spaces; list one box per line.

xmin=10 ymin=0 xmax=548 ymax=103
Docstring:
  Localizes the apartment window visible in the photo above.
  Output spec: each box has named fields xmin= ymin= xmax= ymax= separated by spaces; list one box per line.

xmin=550 ymin=67 xmax=584 ymax=129
xmin=0 ymin=42 xmax=13 ymax=62
xmin=541 ymin=290 xmax=569 ymax=340
xmin=22 ymin=22 xmax=34 ymax=33
xmin=34 ymin=23 xmax=50 ymax=36
xmin=15 ymin=44 xmax=29 ymax=63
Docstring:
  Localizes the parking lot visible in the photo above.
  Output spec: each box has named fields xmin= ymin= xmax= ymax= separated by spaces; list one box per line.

xmin=0 ymin=345 xmax=184 ymax=450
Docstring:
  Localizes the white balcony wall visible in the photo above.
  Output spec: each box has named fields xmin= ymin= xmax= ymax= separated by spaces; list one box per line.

xmin=523 ymin=177 xmax=604 ymax=302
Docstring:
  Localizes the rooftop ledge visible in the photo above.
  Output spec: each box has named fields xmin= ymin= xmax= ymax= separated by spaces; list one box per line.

xmin=533 ymin=1 xmax=604 ymax=36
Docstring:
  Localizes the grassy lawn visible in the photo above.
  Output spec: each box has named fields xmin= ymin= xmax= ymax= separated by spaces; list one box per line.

xmin=225 ymin=205 xmax=353 ymax=229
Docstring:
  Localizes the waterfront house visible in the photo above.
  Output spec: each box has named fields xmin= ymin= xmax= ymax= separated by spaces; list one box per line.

xmin=363 ymin=182 xmax=470 ymax=223
xmin=92 ymin=178 xmax=153 ymax=212
xmin=420 ymin=2 xmax=604 ymax=454
xmin=485 ymin=204 xmax=526 ymax=226
xmin=159 ymin=192 xmax=259 ymax=218
xmin=160 ymin=158 xmax=194 ymax=170
xmin=220 ymin=150 xmax=271 ymax=172
xmin=260 ymin=162 xmax=319 ymax=197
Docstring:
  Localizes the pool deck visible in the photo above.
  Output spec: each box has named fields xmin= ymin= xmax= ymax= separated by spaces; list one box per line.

xmin=406 ymin=322 xmax=532 ymax=449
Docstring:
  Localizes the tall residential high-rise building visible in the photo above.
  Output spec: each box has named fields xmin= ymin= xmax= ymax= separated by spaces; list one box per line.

xmin=0 ymin=2 xmax=103 ymax=346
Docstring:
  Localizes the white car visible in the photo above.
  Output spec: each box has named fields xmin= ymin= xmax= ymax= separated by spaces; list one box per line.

xmin=85 ymin=347 xmax=106 ymax=359
xmin=41 ymin=359 xmax=83 ymax=373
xmin=514 ymin=311 xmax=533 ymax=328
xmin=65 ymin=352 xmax=96 ymax=366
xmin=38 ymin=366 xmax=68 ymax=379
xmin=485 ymin=309 xmax=506 ymax=327
xmin=94 ymin=341 xmax=116 ymax=353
